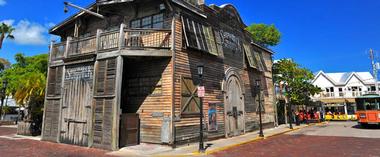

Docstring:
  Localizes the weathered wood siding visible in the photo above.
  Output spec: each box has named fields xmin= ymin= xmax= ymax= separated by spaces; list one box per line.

xmin=121 ymin=57 xmax=173 ymax=144
xmin=173 ymin=15 xmax=226 ymax=143
xmin=172 ymin=3 xmax=275 ymax=144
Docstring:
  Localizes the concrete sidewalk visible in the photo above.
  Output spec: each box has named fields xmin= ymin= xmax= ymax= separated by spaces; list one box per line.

xmin=108 ymin=123 xmax=322 ymax=157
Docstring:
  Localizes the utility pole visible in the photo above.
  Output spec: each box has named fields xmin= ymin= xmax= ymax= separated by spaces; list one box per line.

xmin=370 ymin=49 xmax=379 ymax=94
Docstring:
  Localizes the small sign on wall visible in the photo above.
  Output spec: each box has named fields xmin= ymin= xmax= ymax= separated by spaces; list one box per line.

xmin=198 ymin=86 xmax=205 ymax=98
xmin=208 ymin=103 xmax=218 ymax=132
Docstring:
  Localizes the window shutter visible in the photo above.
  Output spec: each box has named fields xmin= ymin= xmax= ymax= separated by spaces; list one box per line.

xmin=182 ymin=17 xmax=199 ymax=49
xmin=55 ymin=67 xmax=63 ymax=96
xmin=93 ymin=58 xmax=118 ymax=149
xmin=253 ymin=49 xmax=265 ymax=72
xmin=243 ymin=43 xmax=257 ymax=69
xmin=47 ymin=67 xmax=64 ymax=97
xmin=181 ymin=76 xmax=200 ymax=115
xmin=42 ymin=99 xmax=60 ymax=141
xmin=47 ymin=68 xmax=57 ymax=97
xmin=182 ymin=16 xmax=220 ymax=56
xmin=203 ymin=26 xmax=218 ymax=56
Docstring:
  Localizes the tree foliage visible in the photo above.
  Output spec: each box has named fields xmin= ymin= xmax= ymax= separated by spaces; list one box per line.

xmin=273 ymin=59 xmax=321 ymax=106
xmin=2 ymin=53 xmax=48 ymax=105
xmin=0 ymin=22 xmax=15 ymax=49
xmin=246 ymin=23 xmax=281 ymax=47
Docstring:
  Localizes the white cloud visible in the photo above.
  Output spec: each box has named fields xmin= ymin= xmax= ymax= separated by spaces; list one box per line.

xmin=1 ymin=19 xmax=14 ymax=25
xmin=45 ymin=22 xmax=56 ymax=28
xmin=0 ymin=0 xmax=6 ymax=6
xmin=1 ymin=19 xmax=49 ymax=45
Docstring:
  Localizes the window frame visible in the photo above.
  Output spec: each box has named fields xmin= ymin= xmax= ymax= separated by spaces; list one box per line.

xmin=130 ymin=13 xmax=165 ymax=29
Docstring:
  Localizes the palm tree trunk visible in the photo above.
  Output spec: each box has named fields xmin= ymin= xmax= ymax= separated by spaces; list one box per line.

xmin=0 ymin=33 xmax=5 ymax=49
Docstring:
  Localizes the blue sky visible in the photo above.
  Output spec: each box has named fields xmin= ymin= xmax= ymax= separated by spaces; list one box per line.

xmin=1 ymin=0 xmax=380 ymax=73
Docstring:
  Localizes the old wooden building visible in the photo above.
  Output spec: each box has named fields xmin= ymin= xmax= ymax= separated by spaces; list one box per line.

xmin=42 ymin=0 xmax=276 ymax=150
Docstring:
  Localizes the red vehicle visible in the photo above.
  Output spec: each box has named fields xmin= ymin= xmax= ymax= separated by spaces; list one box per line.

xmin=355 ymin=94 xmax=380 ymax=126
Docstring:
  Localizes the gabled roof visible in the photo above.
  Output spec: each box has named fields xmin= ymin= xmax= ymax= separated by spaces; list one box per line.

xmin=312 ymin=71 xmax=377 ymax=86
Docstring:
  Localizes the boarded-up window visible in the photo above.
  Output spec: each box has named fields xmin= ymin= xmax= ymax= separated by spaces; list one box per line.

xmin=182 ymin=16 xmax=219 ymax=56
xmin=181 ymin=76 xmax=200 ymax=115
xmin=47 ymin=66 xmax=63 ymax=97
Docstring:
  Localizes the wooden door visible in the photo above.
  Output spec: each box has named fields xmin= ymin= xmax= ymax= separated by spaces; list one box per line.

xmin=119 ymin=113 xmax=140 ymax=147
xmin=60 ymin=65 xmax=94 ymax=146
xmin=225 ymin=75 xmax=244 ymax=136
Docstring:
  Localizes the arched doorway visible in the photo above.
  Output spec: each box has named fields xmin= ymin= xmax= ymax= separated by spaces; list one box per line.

xmin=223 ymin=68 xmax=245 ymax=137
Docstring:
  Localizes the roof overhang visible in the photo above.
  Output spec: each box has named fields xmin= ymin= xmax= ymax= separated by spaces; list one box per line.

xmin=49 ymin=2 xmax=97 ymax=35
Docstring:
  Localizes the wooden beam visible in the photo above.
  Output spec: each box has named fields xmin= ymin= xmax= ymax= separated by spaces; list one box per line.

xmin=96 ymin=51 xmax=121 ymax=60
xmin=120 ymin=49 xmax=172 ymax=57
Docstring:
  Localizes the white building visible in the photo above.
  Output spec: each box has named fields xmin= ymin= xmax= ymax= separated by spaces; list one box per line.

xmin=311 ymin=71 xmax=379 ymax=117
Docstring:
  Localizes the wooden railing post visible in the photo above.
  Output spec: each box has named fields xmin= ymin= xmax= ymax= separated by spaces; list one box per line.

xmin=64 ymin=37 xmax=72 ymax=58
xmin=49 ymin=41 xmax=55 ymax=62
xmin=118 ymin=24 xmax=126 ymax=51
xmin=96 ymin=29 xmax=103 ymax=54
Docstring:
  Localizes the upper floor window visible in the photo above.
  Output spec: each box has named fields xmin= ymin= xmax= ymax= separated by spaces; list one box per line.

xmin=130 ymin=13 xmax=164 ymax=29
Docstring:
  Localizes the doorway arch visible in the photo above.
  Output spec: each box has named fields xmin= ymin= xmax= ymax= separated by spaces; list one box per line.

xmin=222 ymin=68 xmax=245 ymax=137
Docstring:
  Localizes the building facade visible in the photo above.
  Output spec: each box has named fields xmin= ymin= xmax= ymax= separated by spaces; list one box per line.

xmin=41 ymin=0 xmax=275 ymax=150
xmin=311 ymin=71 xmax=378 ymax=117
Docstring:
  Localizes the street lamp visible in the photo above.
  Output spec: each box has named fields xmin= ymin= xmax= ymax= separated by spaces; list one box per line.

xmin=0 ymin=79 xmax=8 ymax=120
xmin=197 ymin=64 xmax=205 ymax=153
xmin=256 ymin=79 xmax=264 ymax=137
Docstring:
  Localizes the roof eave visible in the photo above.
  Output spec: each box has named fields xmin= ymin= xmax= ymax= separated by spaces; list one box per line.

xmin=49 ymin=3 xmax=97 ymax=35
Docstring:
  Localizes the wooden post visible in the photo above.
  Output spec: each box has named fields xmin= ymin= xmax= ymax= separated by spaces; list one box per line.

xmin=112 ymin=56 xmax=123 ymax=150
xmin=49 ymin=41 xmax=54 ymax=62
xmin=65 ymin=37 xmax=72 ymax=58
xmin=118 ymin=24 xmax=126 ymax=51
xmin=88 ymin=60 xmax=98 ymax=148
xmin=95 ymin=29 xmax=103 ymax=54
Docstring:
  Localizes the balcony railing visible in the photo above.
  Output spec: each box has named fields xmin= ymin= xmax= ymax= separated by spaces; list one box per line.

xmin=68 ymin=36 xmax=97 ymax=57
xmin=314 ymin=91 xmax=378 ymax=99
xmin=99 ymin=30 xmax=120 ymax=51
xmin=50 ymin=27 xmax=172 ymax=60
xmin=51 ymin=42 xmax=66 ymax=61
xmin=124 ymin=29 xmax=171 ymax=49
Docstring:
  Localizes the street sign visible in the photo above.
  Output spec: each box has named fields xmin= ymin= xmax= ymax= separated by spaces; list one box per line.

xmin=198 ymin=86 xmax=205 ymax=98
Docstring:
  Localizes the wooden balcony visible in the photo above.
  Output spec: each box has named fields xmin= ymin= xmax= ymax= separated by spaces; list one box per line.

xmin=50 ymin=27 xmax=172 ymax=61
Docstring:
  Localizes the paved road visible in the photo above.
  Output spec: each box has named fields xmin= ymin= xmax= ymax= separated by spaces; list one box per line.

xmin=212 ymin=122 xmax=380 ymax=157
xmin=0 ymin=126 xmax=110 ymax=157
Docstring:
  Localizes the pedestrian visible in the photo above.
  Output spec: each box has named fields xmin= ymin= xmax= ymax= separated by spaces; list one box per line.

xmin=295 ymin=110 xmax=300 ymax=126
xmin=299 ymin=110 xmax=304 ymax=123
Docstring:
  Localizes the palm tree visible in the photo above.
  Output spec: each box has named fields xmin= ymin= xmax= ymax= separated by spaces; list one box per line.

xmin=0 ymin=58 xmax=10 ymax=71
xmin=0 ymin=23 xmax=15 ymax=49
